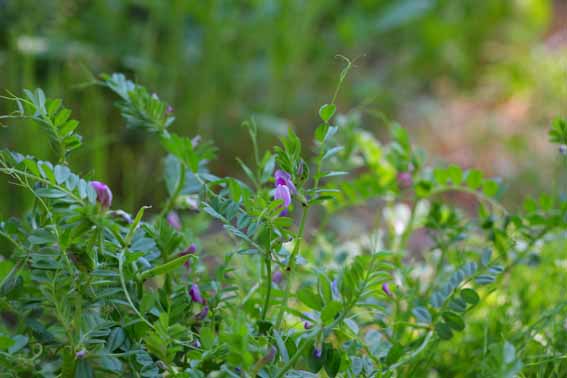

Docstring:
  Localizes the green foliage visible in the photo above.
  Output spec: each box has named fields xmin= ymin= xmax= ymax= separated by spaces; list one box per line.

xmin=0 ymin=89 xmax=82 ymax=162
xmin=0 ymin=70 xmax=566 ymax=377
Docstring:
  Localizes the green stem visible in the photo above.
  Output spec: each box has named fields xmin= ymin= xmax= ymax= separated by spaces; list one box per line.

xmin=118 ymin=251 xmax=155 ymax=330
xmin=275 ymin=206 xmax=309 ymax=329
xmin=398 ymin=199 xmax=419 ymax=254
xmin=275 ymin=337 xmax=314 ymax=378
xmin=261 ymin=229 xmax=272 ymax=321
xmin=386 ymin=331 xmax=434 ymax=373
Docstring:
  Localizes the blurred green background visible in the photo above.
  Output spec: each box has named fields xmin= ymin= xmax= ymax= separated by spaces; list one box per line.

xmin=1 ymin=0 xmax=564 ymax=217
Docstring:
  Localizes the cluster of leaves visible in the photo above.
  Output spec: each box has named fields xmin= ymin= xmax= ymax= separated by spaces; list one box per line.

xmin=0 ymin=71 xmax=566 ymax=378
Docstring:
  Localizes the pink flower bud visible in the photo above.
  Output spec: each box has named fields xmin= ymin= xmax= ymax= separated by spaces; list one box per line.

xmin=195 ymin=305 xmax=209 ymax=320
xmin=167 ymin=211 xmax=182 ymax=230
xmin=272 ymin=271 xmax=283 ymax=284
xmin=90 ymin=181 xmax=112 ymax=209
xmin=179 ymin=244 xmax=197 ymax=268
xmin=189 ymin=283 xmax=205 ymax=304
xmin=397 ymin=172 xmax=413 ymax=189
xmin=382 ymin=283 xmax=393 ymax=297
xmin=75 ymin=349 xmax=87 ymax=359
xmin=313 ymin=347 xmax=322 ymax=359
xmin=275 ymin=170 xmax=297 ymax=194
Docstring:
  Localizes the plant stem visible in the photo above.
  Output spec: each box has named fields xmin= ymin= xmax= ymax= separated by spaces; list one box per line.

xmin=386 ymin=331 xmax=434 ymax=372
xmin=261 ymin=229 xmax=272 ymax=321
xmin=398 ymin=199 xmax=419 ymax=254
xmin=118 ymin=251 xmax=155 ymax=330
xmin=275 ymin=337 xmax=314 ymax=378
xmin=275 ymin=206 xmax=309 ymax=329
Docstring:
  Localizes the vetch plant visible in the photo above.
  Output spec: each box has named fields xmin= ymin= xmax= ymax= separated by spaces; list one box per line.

xmin=0 ymin=63 xmax=566 ymax=377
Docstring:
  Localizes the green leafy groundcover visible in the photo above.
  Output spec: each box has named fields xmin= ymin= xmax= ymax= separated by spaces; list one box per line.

xmin=1 ymin=64 xmax=567 ymax=377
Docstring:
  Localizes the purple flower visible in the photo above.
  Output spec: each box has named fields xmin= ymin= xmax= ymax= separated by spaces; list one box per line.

xmin=179 ymin=244 xmax=197 ymax=268
xmin=273 ymin=169 xmax=296 ymax=216
xmin=75 ymin=349 xmax=87 ymax=359
xmin=397 ymin=172 xmax=413 ymax=189
xmin=272 ymin=271 xmax=283 ymax=284
xmin=192 ymin=340 xmax=201 ymax=349
xmin=560 ymin=144 xmax=567 ymax=156
xmin=274 ymin=184 xmax=292 ymax=207
xmin=331 ymin=278 xmax=340 ymax=298
xmin=304 ymin=321 xmax=313 ymax=329
xmin=90 ymin=181 xmax=112 ymax=209
xmin=195 ymin=305 xmax=209 ymax=320
xmin=382 ymin=283 xmax=393 ymax=297
xmin=274 ymin=170 xmax=297 ymax=194
xmin=166 ymin=104 xmax=174 ymax=114
xmin=167 ymin=211 xmax=182 ymax=230
xmin=189 ymin=283 xmax=205 ymax=304
xmin=313 ymin=347 xmax=322 ymax=359
xmin=109 ymin=209 xmax=132 ymax=224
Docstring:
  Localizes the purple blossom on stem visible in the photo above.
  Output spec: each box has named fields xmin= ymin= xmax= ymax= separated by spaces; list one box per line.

xmin=179 ymin=244 xmax=197 ymax=268
xmin=189 ymin=283 xmax=205 ymax=304
xmin=90 ymin=181 xmax=112 ymax=209
xmin=75 ymin=349 xmax=87 ymax=359
xmin=167 ymin=211 xmax=182 ymax=230
xmin=195 ymin=305 xmax=209 ymax=320
xmin=274 ymin=170 xmax=297 ymax=194
xmin=331 ymin=278 xmax=340 ymax=298
xmin=273 ymin=169 xmax=296 ymax=216
xmin=382 ymin=283 xmax=393 ymax=297
xmin=313 ymin=347 xmax=322 ymax=359
xmin=304 ymin=321 xmax=313 ymax=329
xmin=397 ymin=172 xmax=413 ymax=189
xmin=274 ymin=184 xmax=292 ymax=207
xmin=272 ymin=270 xmax=283 ymax=284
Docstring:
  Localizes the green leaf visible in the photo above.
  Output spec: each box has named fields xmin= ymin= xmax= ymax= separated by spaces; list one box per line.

xmin=323 ymin=344 xmax=342 ymax=377
xmin=75 ymin=359 xmax=94 ymax=378
xmin=319 ymin=104 xmax=337 ymax=123
xmin=412 ymin=306 xmax=432 ymax=324
xmin=430 ymin=292 xmax=444 ymax=308
xmin=447 ymin=165 xmax=463 ymax=185
xmin=106 ymin=328 xmax=126 ymax=352
xmin=475 ymin=274 xmax=495 ymax=285
xmin=8 ymin=335 xmax=28 ymax=354
xmin=465 ymin=169 xmax=483 ymax=189
xmin=54 ymin=165 xmax=71 ymax=184
xmin=0 ymin=335 xmax=15 ymax=350
xmin=321 ymin=300 xmax=342 ymax=325
xmin=298 ymin=287 xmax=323 ymax=311
xmin=442 ymin=312 xmax=465 ymax=331
xmin=125 ymin=206 xmax=151 ymax=246
xmin=461 ymin=288 xmax=480 ymax=306
xmin=482 ymin=180 xmax=499 ymax=197
xmin=435 ymin=323 xmax=453 ymax=340
xmin=100 ymin=355 xmax=122 ymax=372
xmin=318 ymin=275 xmax=332 ymax=304
xmin=200 ymin=326 xmax=215 ymax=349
xmin=138 ymin=253 xmax=193 ymax=281
xmin=273 ymin=330 xmax=289 ymax=363
xmin=433 ymin=168 xmax=448 ymax=185
xmin=448 ymin=298 xmax=467 ymax=313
